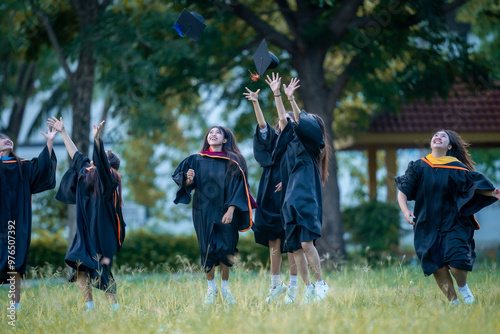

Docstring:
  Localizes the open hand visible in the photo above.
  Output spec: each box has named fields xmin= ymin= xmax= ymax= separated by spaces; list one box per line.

xmin=243 ymin=87 xmax=260 ymax=102
xmin=265 ymin=72 xmax=282 ymax=95
xmin=41 ymin=127 xmax=57 ymax=142
xmin=47 ymin=116 xmax=65 ymax=132
xmin=284 ymin=77 xmax=300 ymax=99
xmin=93 ymin=120 xmax=105 ymax=141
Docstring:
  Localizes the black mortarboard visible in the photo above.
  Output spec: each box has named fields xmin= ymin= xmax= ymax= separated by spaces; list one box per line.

xmin=173 ymin=9 xmax=206 ymax=42
xmin=251 ymin=39 xmax=279 ymax=81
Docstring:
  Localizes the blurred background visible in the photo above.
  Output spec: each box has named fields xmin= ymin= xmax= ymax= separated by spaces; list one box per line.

xmin=1 ymin=0 xmax=499 ymax=272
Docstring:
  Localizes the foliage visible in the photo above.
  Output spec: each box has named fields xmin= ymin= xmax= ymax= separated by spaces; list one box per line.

xmin=471 ymin=148 xmax=500 ymax=184
xmin=28 ymin=230 xmax=67 ymax=270
xmin=342 ymin=199 xmax=401 ymax=257
xmin=457 ymin=0 xmax=500 ymax=75
xmin=31 ymin=189 xmax=68 ymax=234
xmin=27 ymin=229 xmax=270 ymax=271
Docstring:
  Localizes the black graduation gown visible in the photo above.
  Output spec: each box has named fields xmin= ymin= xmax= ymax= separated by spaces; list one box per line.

xmin=273 ymin=111 xmax=325 ymax=252
xmin=252 ymin=123 xmax=284 ymax=247
xmin=0 ymin=146 xmax=57 ymax=282
xmin=56 ymin=139 xmax=126 ymax=292
xmin=395 ymin=154 xmax=497 ymax=275
xmin=172 ymin=153 xmax=252 ymax=272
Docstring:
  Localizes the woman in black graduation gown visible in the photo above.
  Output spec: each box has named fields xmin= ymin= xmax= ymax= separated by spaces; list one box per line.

xmin=266 ymin=73 xmax=331 ymax=303
xmin=396 ymin=130 xmax=499 ymax=305
xmin=243 ymin=87 xmax=299 ymax=304
xmin=0 ymin=130 xmax=57 ymax=311
xmin=172 ymin=126 xmax=252 ymax=305
xmin=48 ymin=117 xmax=125 ymax=312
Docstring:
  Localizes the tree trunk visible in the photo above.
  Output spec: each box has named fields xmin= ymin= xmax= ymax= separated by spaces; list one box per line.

xmin=65 ymin=48 xmax=95 ymax=243
xmin=292 ymin=50 xmax=347 ymax=264
xmin=6 ymin=62 xmax=36 ymax=143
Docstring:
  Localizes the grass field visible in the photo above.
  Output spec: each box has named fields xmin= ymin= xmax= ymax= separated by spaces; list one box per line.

xmin=1 ymin=260 xmax=499 ymax=334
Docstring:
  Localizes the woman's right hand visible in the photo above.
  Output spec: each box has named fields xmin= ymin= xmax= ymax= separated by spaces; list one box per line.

xmin=243 ymin=87 xmax=260 ymax=102
xmin=186 ymin=169 xmax=195 ymax=186
xmin=284 ymin=77 xmax=300 ymax=99
xmin=403 ymin=210 xmax=416 ymax=225
xmin=47 ymin=116 xmax=65 ymax=132
xmin=265 ymin=72 xmax=281 ymax=95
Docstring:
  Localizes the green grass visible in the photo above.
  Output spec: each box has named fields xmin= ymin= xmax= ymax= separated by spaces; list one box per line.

xmin=1 ymin=260 xmax=499 ymax=334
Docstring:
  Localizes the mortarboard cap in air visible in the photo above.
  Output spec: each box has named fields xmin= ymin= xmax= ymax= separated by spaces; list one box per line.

xmin=251 ymin=39 xmax=279 ymax=81
xmin=173 ymin=9 xmax=206 ymax=42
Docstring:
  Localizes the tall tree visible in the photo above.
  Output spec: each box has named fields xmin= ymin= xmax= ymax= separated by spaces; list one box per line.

xmin=160 ymin=0 xmax=491 ymax=259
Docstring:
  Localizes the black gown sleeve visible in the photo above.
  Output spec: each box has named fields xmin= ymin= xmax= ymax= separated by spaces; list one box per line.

xmin=172 ymin=155 xmax=196 ymax=204
xmin=253 ymin=123 xmax=277 ymax=167
xmin=27 ymin=145 xmax=58 ymax=194
xmin=93 ymin=139 xmax=119 ymax=200
xmin=454 ymin=170 xmax=498 ymax=216
xmin=55 ymin=151 xmax=90 ymax=204
xmin=293 ymin=111 xmax=325 ymax=157
xmin=395 ymin=161 xmax=420 ymax=201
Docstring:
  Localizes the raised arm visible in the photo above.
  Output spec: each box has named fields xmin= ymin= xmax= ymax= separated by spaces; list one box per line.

xmin=93 ymin=120 xmax=105 ymax=152
xmin=47 ymin=116 xmax=77 ymax=159
xmin=40 ymin=126 xmax=57 ymax=157
xmin=265 ymin=72 xmax=287 ymax=131
xmin=284 ymin=77 xmax=301 ymax=123
xmin=243 ymin=87 xmax=266 ymax=130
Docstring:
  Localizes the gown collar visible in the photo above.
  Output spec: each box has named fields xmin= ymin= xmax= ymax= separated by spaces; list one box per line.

xmin=425 ymin=153 xmax=460 ymax=165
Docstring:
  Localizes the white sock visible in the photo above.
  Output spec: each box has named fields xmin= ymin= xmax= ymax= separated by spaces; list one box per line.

xmin=110 ymin=303 xmax=119 ymax=311
xmin=14 ymin=303 xmax=20 ymax=310
xmin=207 ymin=279 xmax=216 ymax=291
xmin=289 ymin=275 xmax=298 ymax=288
xmin=86 ymin=301 xmax=95 ymax=311
xmin=221 ymin=280 xmax=229 ymax=296
xmin=457 ymin=284 xmax=469 ymax=293
xmin=271 ymin=274 xmax=280 ymax=287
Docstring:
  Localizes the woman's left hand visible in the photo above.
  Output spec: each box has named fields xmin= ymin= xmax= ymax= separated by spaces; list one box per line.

xmin=222 ymin=206 xmax=235 ymax=224
xmin=93 ymin=120 xmax=105 ymax=141
xmin=243 ymin=87 xmax=260 ymax=102
xmin=284 ymin=77 xmax=300 ymax=99
xmin=41 ymin=127 xmax=57 ymax=143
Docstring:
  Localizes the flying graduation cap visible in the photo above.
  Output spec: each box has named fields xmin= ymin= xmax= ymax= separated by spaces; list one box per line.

xmin=173 ymin=9 xmax=206 ymax=42
xmin=250 ymin=39 xmax=279 ymax=81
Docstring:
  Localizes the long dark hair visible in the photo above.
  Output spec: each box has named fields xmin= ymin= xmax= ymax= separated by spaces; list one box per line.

xmin=0 ymin=133 xmax=23 ymax=180
xmin=200 ymin=126 xmax=248 ymax=177
xmin=442 ymin=129 xmax=475 ymax=171
xmin=85 ymin=150 xmax=123 ymax=206
xmin=310 ymin=114 xmax=331 ymax=186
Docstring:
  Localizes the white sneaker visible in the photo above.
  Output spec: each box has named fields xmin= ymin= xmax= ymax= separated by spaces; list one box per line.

xmin=222 ymin=289 xmax=236 ymax=305
xmin=265 ymin=282 xmax=287 ymax=303
xmin=302 ymin=285 xmax=315 ymax=304
xmin=284 ymin=285 xmax=297 ymax=304
xmin=458 ymin=286 xmax=475 ymax=305
xmin=450 ymin=299 xmax=460 ymax=307
xmin=204 ymin=287 xmax=218 ymax=305
xmin=315 ymin=282 xmax=329 ymax=301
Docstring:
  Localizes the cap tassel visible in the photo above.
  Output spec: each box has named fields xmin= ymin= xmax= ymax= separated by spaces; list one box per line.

xmin=249 ymin=70 xmax=260 ymax=82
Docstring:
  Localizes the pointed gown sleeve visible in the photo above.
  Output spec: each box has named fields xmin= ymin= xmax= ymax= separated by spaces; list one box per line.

xmin=172 ymin=155 xmax=197 ymax=204
xmin=292 ymin=111 xmax=325 ymax=157
xmin=56 ymin=151 xmax=90 ymax=204
xmin=27 ymin=145 xmax=58 ymax=193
